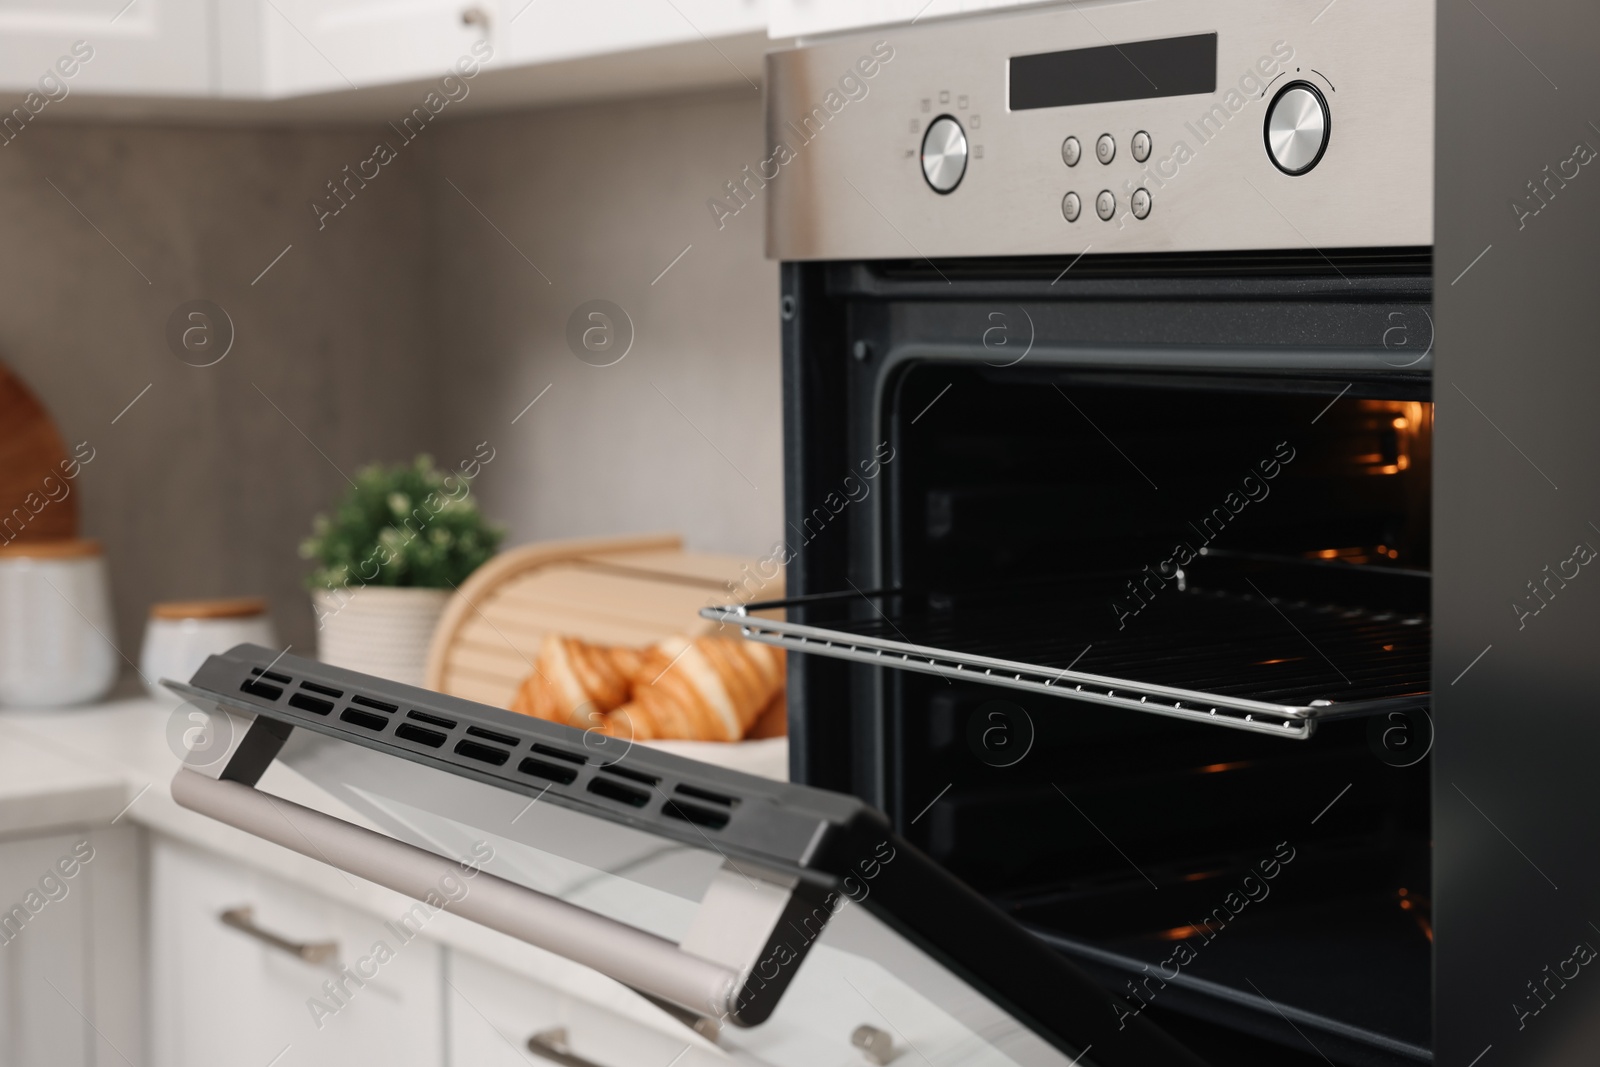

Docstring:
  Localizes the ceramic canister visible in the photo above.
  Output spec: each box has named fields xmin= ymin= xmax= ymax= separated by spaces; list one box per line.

xmin=0 ymin=539 xmax=118 ymax=707
xmin=141 ymin=597 xmax=278 ymax=701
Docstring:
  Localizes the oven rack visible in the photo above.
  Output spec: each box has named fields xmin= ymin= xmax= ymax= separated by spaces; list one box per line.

xmin=701 ymin=579 xmax=1431 ymax=740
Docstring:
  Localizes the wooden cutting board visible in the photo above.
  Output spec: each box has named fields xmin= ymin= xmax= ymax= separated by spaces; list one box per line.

xmin=0 ymin=363 xmax=79 ymax=543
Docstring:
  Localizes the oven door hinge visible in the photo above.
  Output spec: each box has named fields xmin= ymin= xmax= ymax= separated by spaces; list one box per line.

xmin=677 ymin=861 xmax=834 ymax=1027
xmin=179 ymin=700 xmax=294 ymax=786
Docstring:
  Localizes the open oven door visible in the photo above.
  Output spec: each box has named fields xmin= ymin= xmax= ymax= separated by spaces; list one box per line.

xmin=165 ymin=645 xmax=1207 ymax=1067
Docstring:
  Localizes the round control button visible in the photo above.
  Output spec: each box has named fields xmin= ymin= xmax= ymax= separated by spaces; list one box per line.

xmin=1062 ymin=136 xmax=1081 ymax=167
xmin=921 ymin=115 xmax=969 ymax=193
xmin=1264 ymin=82 xmax=1329 ymax=175
xmin=1131 ymin=187 xmax=1152 ymax=219
xmin=1095 ymin=133 xmax=1115 ymax=164
xmin=1095 ymin=190 xmax=1116 ymax=221
xmin=1131 ymin=130 xmax=1151 ymax=163
xmin=1062 ymin=191 xmax=1081 ymax=222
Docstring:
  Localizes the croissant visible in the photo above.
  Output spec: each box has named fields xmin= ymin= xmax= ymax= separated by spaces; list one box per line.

xmin=509 ymin=634 xmax=643 ymax=729
xmin=746 ymin=687 xmax=787 ymax=740
xmin=605 ymin=636 xmax=784 ymax=741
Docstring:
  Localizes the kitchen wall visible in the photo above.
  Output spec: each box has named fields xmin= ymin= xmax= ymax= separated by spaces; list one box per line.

xmin=0 ymin=119 xmax=444 ymax=662
xmin=0 ymin=85 xmax=782 ymax=661
xmin=420 ymin=87 xmax=783 ymax=570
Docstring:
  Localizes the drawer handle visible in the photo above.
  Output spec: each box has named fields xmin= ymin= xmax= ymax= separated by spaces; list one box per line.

xmin=219 ymin=906 xmax=338 ymax=964
xmin=526 ymin=1028 xmax=606 ymax=1067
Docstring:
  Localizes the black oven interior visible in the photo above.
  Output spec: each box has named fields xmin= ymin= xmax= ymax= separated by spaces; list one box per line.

xmin=890 ymin=367 xmax=1433 ymax=1062
xmin=780 ymin=255 xmax=1435 ymax=1065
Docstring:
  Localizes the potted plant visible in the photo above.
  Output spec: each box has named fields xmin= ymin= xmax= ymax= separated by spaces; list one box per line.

xmin=301 ymin=454 xmax=503 ymax=686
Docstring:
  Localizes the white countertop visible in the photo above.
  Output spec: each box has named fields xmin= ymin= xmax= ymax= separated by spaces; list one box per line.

xmin=0 ymin=694 xmax=445 ymax=916
xmin=0 ymin=691 xmax=782 ymax=1034
xmin=0 ymin=713 xmax=129 ymax=837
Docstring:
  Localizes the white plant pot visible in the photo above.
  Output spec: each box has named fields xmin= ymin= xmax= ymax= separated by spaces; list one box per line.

xmin=312 ymin=586 xmax=450 ymax=687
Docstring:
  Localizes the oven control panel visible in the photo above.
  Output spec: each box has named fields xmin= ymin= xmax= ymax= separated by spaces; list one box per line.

xmin=1052 ymin=126 xmax=1159 ymax=224
xmin=765 ymin=0 xmax=1432 ymax=260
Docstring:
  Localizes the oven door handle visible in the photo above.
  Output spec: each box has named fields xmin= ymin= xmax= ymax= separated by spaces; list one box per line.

xmin=170 ymin=768 xmax=740 ymax=1021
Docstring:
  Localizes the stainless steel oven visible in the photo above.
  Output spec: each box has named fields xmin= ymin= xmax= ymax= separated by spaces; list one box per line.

xmin=172 ymin=4 xmax=1436 ymax=1064
xmin=164 ymin=3 xmax=1600 ymax=1065
xmin=712 ymin=3 xmax=1439 ymax=1063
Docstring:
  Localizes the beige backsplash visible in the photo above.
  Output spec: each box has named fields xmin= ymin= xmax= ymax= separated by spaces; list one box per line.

xmin=0 ymin=85 xmax=781 ymax=663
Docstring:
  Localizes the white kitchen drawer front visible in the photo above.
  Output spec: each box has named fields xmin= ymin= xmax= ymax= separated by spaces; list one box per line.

xmin=0 ymin=0 xmax=211 ymax=96
xmin=448 ymin=951 xmax=723 ymax=1067
xmin=150 ymin=835 xmax=443 ymax=1067
xmin=769 ymin=0 xmax=1054 ymax=39
xmin=504 ymin=0 xmax=765 ymax=68
xmin=216 ymin=0 xmax=496 ymax=99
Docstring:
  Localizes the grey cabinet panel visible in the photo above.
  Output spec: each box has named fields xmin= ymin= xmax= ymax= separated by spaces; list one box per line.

xmin=1436 ymin=3 xmax=1600 ymax=1062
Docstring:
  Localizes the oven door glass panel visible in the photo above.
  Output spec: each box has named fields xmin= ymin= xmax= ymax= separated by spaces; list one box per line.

xmin=271 ymin=729 xmax=1077 ymax=1067
xmin=168 ymin=651 xmax=1201 ymax=1067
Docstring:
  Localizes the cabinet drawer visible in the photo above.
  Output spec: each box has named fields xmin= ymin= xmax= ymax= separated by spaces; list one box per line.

xmin=447 ymin=951 xmax=723 ymax=1067
xmin=150 ymin=836 xmax=442 ymax=1067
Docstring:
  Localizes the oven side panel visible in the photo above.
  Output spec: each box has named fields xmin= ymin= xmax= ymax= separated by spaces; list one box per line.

xmin=1434 ymin=4 xmax=1600 ymax=1063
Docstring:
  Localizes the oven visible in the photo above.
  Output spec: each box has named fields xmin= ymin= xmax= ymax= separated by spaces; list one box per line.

xmin=720 ymin=2 xmax=1438 ymax=1064
xmin=162 ymin=4 xmax=1464 ymax=1065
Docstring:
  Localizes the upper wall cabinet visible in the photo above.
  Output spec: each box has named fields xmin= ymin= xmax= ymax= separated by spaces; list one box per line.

xmin=0 ymin=0 xmax=212 ymax=96
xmin=0 ymin=0 xmax=768 ymax=107
xmin=216 ymin=0 xmax=496 ymax=99
xmin=505 ymin=0 xmax=765 ymax=67
xmin=217 ymin=0 xmax=766 ymax=101
xmin=768 ymin=0 xmax=1049 ymax=39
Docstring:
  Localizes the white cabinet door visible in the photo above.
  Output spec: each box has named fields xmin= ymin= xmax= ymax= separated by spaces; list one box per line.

xmin=447 ymin=951 xmax=724 ymax=1067
xmin=216 ymin=0 xmax=496 ymax=98
xmin=769 ymin=0 xmax=1052 ymax=39
xmin=0 ymin=833 xmax=92 ymax=1067
xmin=0 ymin=827 xmax=141 ymax=1067
xmin=149 ymin=836 xmax=443 ymax=1067
xmin=0 ymin=0 xmax=211 ymax=96
xmin=504 ymin=0 xmax=765 ymax=67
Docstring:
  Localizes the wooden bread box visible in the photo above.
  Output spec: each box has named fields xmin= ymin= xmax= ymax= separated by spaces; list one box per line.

xmin=424 ymin=533 xmax=787 ymax=779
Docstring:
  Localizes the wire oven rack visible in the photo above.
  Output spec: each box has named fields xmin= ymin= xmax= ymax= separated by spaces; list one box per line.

xmin=702 ymin=563 xmax=1431 ymax=740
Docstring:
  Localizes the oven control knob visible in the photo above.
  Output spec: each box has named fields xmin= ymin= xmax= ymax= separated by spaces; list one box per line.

xmin=921 ymin=115 xmax=968 ymax=194
xmin=1264 ymin=82 xmax=1329 ymax=175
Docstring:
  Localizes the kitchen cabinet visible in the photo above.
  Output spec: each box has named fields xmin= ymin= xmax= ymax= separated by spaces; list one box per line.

xmin=505 ymin=0 xmax=766 ymax=68
xmin=0 ymin=827 xmax=142 ymax=1067
xmin=0 ymin=0 xmax=211 ymax=97
xmin=149 ymin=835 xmax=442 ymax=1067
xmin=768 ymin=0 xmax=1049 ymax=39
xmin=215 ymin=0 xmax=496 ymax=99
xmin=0 ymin=0 xmax=769 ymax=110
xmin=447 ymin=951 xmax=722 ymax=1067
xmin=218 ymin=0 xmax=765 ymax=101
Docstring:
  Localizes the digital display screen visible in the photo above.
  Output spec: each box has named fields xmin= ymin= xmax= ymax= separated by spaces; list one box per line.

xmin=1010 ymin=32 xmax=1217 ymax=110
